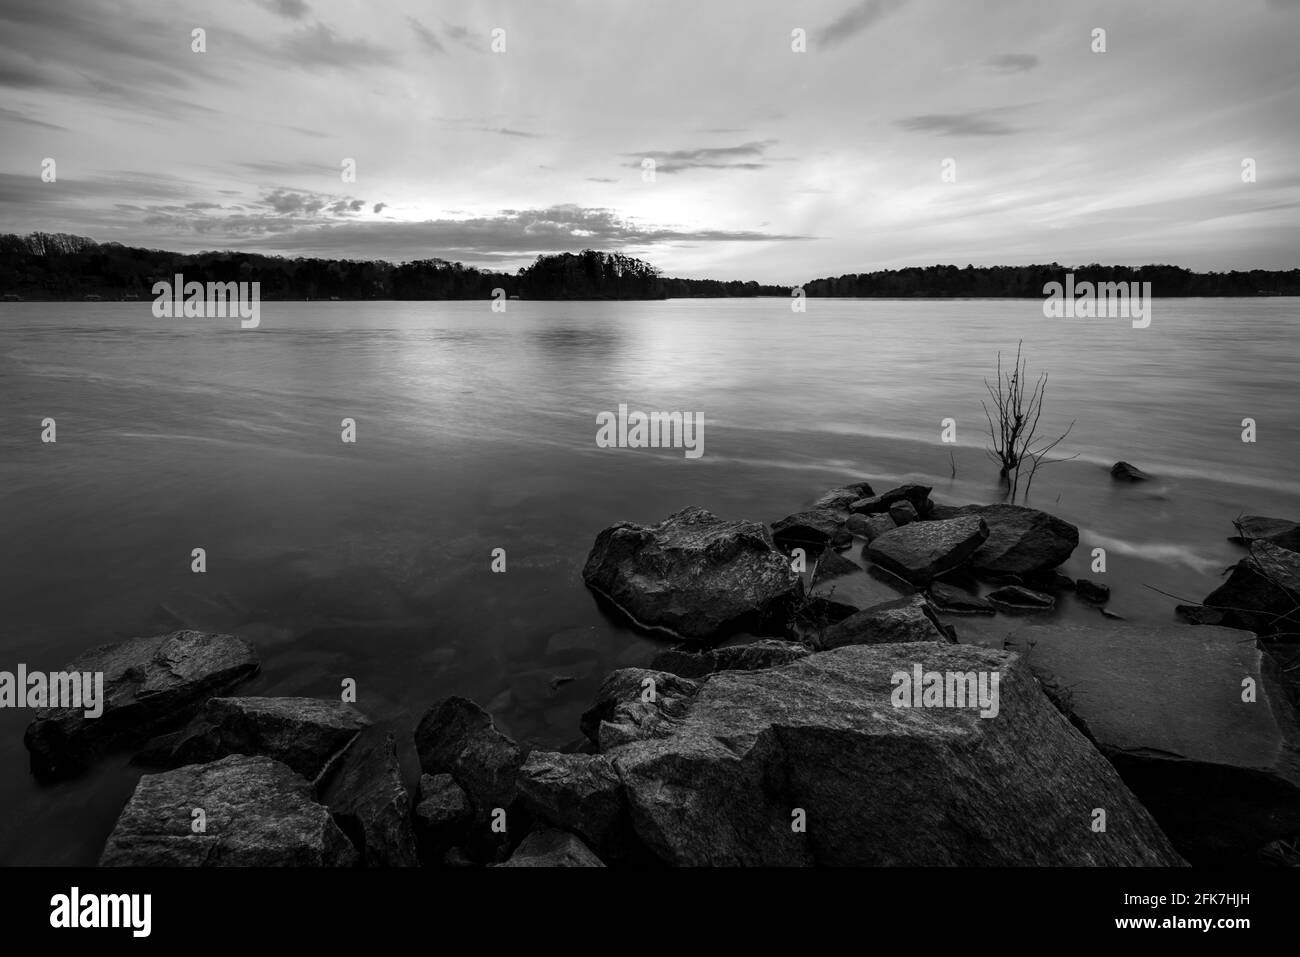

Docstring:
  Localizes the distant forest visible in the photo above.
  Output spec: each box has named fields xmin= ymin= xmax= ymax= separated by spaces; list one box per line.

xmin=1 ymin=233 xmax=1297 ymax=301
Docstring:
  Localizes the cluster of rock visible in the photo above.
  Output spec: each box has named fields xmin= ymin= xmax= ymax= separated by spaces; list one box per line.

xmin=27 ymin=476 xmax=1300 ymax=867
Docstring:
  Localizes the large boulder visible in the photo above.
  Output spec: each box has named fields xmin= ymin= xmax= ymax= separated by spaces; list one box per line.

xmin=414 ymin=697 xmax=526 ymax=810
xmin=494 ymin=827 xmax=605 ymax=867
xmin=866 ymin=515 xmax=989 ymax=584
xmin=813 ymin=481 xmax=876 ymax=511
xmin=649 ymin=640 xmax=810 ymax=680
xmin=516 ymin=751 xmax=629 ymax=859
xmin=582 ymin=506 xmax=798 ymax=640
xmin=1230 ymin=516 xmax=1300 ymax=553
xmin=25 ymin=630 xmax=259 ymax=777
xmin=137 ymin=696 xmax=369 ymax=784
xmin=598 ymin=643 xmax=1182 ymax=865
xmin=1203 ymin=541 xmax=1300 ymax=637
xmin=849 ymin=484 xmax=932 ymax=516
xmin=320 ymin=729 xmax=418 ymax=867
xmin=816 ymin=595 xmax=948 ymax=650
xmin=1008 ymin=623 xmax=1300 ymax=862
xmin=771 ymin=508 xmax=849 ymax=551
xmin=99 ymin=754 xmax=357 ymax=866
xmin=965 ymin=504 xmax=1079 ymax=577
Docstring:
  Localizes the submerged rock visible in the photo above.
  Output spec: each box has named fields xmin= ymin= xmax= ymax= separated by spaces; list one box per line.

xmin=987 ymin=585 xmax=1056 ymax=613
xmin=414 ymin=697 xmax=526 ymax=810
xmin=649 ymin=640 xmax=810 ymax=679
xmin=582 ymin=506 xmax=798 ymax=640
xmin=866 ymin=515 xmax=989 ymax=584
xmin=928 ymin=582 xmax=995 ymax=616
xmin=1075 ymin=579 xmax=1111 ymax=605
xmin=99 ymin=754 xmax=357 ymax=866
xmin=1203 ymin=540 xmax=1300 ymax=637
xmin=320 ymin=729 xmax=418 ymax=867
xmin=816 ymin=595 xmax=947 ymax=650
xmin=495 ymin=827 xmax=605 ymax=867
xmin=600 ymin=643 xmax=1183 ymax=865
xmin=25 ymin=630 xmax=259 ymax=777
xmin=1111 ymin=461 xmax=1152 ymax=482
xmin=1008 ymin=623 xmax=1300 ymax=863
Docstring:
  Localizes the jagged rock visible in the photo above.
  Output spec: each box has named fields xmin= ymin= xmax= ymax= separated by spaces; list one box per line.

xmin=1203 ymin=540 xmax=1300 ymax=637
xmin=771 ymin=508 xmax=850 ymax=551
xmin=516 ymin=752 xmax=628 ymax=858
xmin=602 ymin=643 xmax=1184 ymax=865
xmin=1075 ymin=579 xmax=1111 ymax=604
xmin=813 ymin=481 xmax=876 ymax=511
xmin=847 ymin=513 xmax=894 ymax=540
xmin=24 ymin=630 xmax=259 ymax=777
xmin=579 ymin=669 xmax=699 ymax=751
xmin=99 ymin=755 xmax=357 ymax=866
xmin=1111 ymin=461 xmax=1152 ymax=481
xmin=849 ymin=484 xmax=932 ymax=516
xmin=829 ymin=526 xmax=853 ymax=551
xmin=414 ymin=697 xmax=526 ymax=809
xmin=1230 ymin=516 xmax=1300 ymax=554
xmin=413 ymin=773 xmax=473 ymax=858
xmin=583 ymin=506 xmax=798 ymax=640
xmin=1008 ymin=623 xmax=1300 ymax=863
xmin=889 ymin=501 xmax=919 ymax=525
xmin=964 ymin=504 xmax=1079 ymax=577
xmin=320 ymin=729 xmax=417 ymax=867
xmin=987 ymin=585 xmax=1055 ymax=613
xmin=649 ymin=640 xmax=810 ymax=679
xmin=495 ymin=827 xmax=605 ymax=867
xmin=866 ymin=515 xmax=989 ymax=584
xmin=816 ymin=595 xmax=948 ymax=650
xmin=928 ymin=582 xmax=994 ymax=615
xmin=137 ymin=696 xmax=368 ymax=784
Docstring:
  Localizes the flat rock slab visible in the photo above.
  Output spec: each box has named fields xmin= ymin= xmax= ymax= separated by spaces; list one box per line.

xmin=1007 ymin=623 xmax=1300 ymax=862
xmin=25 ymin=630 xmax=259 ymax=777
xmin=866 ymin=515 xmax=989 ymax=584
xmin=99 ymin=754 xmax=357 ymax=866
xmin=583 ymin=506 xmax=797 ymax=640
xmin=600 ymin=643 xmax=1183 ymax=866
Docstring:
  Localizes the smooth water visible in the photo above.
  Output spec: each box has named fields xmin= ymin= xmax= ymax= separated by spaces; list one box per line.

xmin=0 ymin=297 xmax=1297 ymax=863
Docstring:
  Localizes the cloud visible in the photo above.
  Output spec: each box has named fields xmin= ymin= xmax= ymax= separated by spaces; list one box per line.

xmin=0 ymin=106 xmax=67 ymax=130
xmin=279 ymin=23 xmax=390 ymax=70
xmin=625 ymin=140 xmax=777 ymax=173
xmin=373 ymin=202 xmax=387 ymax=213
xmin=815 ymin=0 xmax=908 ymax=49
xmin=586 ymin=177 xmax=618 ymax=183
xmin=984 ymin=53 xmax=1039 ymax=73
xmin=252 ymin=0 xmax=310 ymax=19
xmin=897 ymin=109 xmax=1021 ymax=136
xmin=478 ymin=127 xmax=543 ymax=138
xmin=408 ymin=17 xmax=446 ymax=54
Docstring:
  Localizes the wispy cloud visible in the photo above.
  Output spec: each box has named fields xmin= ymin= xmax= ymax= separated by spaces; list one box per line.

xmin=897 ymin=109 xmax=1022 ymax=136
xmin=815 ymin=0 xmax=908 ymax=49
xmin=984 ymin=53 xmax=1039 ymax=74
xmin=624 ymin=140 xmax=777 ymax=173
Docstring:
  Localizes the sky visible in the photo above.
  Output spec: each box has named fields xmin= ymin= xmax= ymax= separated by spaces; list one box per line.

xmin=1 ymin=0 xmax=1298 ymax=282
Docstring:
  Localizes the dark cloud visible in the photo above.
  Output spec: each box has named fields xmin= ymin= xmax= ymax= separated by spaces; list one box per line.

xmin=253 ymin=0 xmax=311 ymax=19
xmin=815 ymin=0 xmax=908 ymax=49
xmin=408 ymin=17 xmax=446 ymax=54
xmin=897 ymin=110 xmax=1021 ymax=136
xmin=625 ymin=140 xmax=777 ymax=173
xmin=984 ymin=54 xmax=1039 ymax=73
xmin=373 ymin=202 xmax=387 ymax=213
xmin=279 ymin=23 xmax=391 ymax=70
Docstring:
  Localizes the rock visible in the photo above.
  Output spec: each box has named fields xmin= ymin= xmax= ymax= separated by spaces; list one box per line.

xmin=602 ymin=643 xmax=1183 ymax=865
xmin=582 ymin=506 xmax=798 ymax=640
xmin=495 ymin=827 xmax=605 ymax=867
xmin=516 ymin=751 xmax=628 ymax=858
xmin=137 ymin=696 xmax=369 ymax=784
xmin=24 ymin=630 xmax=259 ymax=777
xmin=1111 ymin=461 xmax=1151 ymax=481
xmin=320 ymin=729 xmax=418 ymax=867
xmin=413 ymin=773 xmax=473 ymax=858
xmin=829 ymin=526 xmax=853 ymax=551
xmin=986 ymin=585 xmax=1055 ymax=613
xmin=1203 ymin=541 xmax=1300 ymax=637
xmin=888 ymin=501 xmax=919 ymax=526
xmin=866 ymin=515 xmax=989 ymax=585
xmin=1008 ymin=623 xmax=1300 ymax=863
xmin=849 ymin=484 xmax=932 ymax=516
xmin=1099 ymin=608 xmax=1126 ymax=621
xmin=1024 ymin=569 xmax=1075 ymax=592
xmin=1175 ymin=604 xmax=1226 ymax=626
xmin=925 ymin=503 xmax=976 ymax=521
xmin=649 ymin=640 xmax=810 ymax=680
xmin=812 ymin=481 xmax=876 ymax=511
xmin=1231 ymin=516 xmax=1300 ymax=554
xmin=811 ymin=548 xmax=859 ymax=583
xmin=1075 ymin=579 xmax=1111 ymax=604
xmin=579 ymin=669 xmax=699 ymax=751
xmin=99 ymin=754 xmax=357 ymax=866
xmin=441 ymin=845 xmax=476 ymax=868
xmin=414 ymin=697 xmax=526 ymax=809
xmin=770 ymin=508 xmax=849 ymax=551
xmin=965 ymin=505 xmax=1079 ymax=577
xmin=928 ymin=582 xmax=995 ymax=615
xmin=847 ymin=513 xmax=894 ymax=540
xmin=817 ymin=595 xmax=948 ymax=650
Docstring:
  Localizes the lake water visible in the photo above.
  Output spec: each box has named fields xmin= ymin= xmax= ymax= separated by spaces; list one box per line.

xmin=1 ymin=297 xmax=1297 ymax=864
